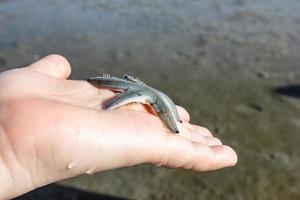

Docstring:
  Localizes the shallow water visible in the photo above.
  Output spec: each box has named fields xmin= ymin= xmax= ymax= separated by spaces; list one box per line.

xmin=1 ymin=0 xmax=300 ymax=75
xmin=1 ymin=0 xmax=300 ymax=199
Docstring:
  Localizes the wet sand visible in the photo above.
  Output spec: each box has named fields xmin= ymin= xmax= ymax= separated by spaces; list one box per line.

xmin=1 ymin=0 xmax=300 ymax=199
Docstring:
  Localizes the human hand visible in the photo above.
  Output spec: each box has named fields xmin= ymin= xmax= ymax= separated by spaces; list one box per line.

xmin=0 ymin=55 xmax=237 ymax=199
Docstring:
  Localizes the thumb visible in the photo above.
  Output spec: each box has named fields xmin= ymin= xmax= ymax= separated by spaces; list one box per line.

xmin=28 ymin=54 xmax=71 ymax=79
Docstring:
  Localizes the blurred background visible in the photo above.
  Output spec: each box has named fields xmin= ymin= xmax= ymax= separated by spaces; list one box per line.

xmin=1 ymin=0 xmax=299 ymax=199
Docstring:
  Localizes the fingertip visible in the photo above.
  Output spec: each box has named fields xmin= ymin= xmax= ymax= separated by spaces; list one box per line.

xmin=29 ymin=54 xmax=72 ymax=79
xmin=44 ymin=54 xmax=72 ymax=78
xmin=47 ymin=54 xmax=72 ymax=77
xmin=211 ymin=145 xmax=238 ymax=167
xmin=176 ymin=105 xmax=190 ymax=122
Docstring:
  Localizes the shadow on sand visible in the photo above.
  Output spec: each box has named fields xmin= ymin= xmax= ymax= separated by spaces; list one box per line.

xmin=14 ymin=184 xmax=129 ymax=200
xmin=273 ymin=84 xmax=300 ymax=98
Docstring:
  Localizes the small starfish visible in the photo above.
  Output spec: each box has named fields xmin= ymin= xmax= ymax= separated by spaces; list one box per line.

xmin=87 ymin=74 xmax=182 ymax=133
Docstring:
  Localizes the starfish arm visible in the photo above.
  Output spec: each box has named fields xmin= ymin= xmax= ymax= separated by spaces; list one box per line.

xmin=124 ymin=74 xmax=147 ymax=86
xmin=162 ymin=92 xmax=181 ymax=122
xmin=152 ymin=102 xmax=180 ymax=134
xmin=105 ymin=90 xmax=153 ymax=110
xmin=149 ymin=92 xmax=180 ymax=133
xmin=87 ymin=76 xmax=132 ymax=91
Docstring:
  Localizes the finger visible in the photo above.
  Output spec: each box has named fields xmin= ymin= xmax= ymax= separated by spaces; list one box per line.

xmin=181 ymin=122 xmax=213 ymax=137
xmin=205 ymin=136 xmax=222 ymax=146
xmin=176 ymin=105 xmax=190 ymax=122
xmin=28 ymin=54 xmax=71 ymax=79
xmin=149 ymin=134 xmax=237 ymax=171
xmin=209 ymin=145 xmax=238 ymax=170
xmin=178 ymin=126 xmax=222 ymax=146
xmin=191 ymin=125 xmax=213 ymax=136
xmin=178 ymin=129 xmax=208 ymax=144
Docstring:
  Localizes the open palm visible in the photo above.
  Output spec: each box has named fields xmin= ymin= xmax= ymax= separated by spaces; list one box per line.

xmin=0 ymin=55 xmax=237 ymax=199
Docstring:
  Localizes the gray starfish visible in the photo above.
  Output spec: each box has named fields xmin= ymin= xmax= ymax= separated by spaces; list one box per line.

xmin=87 ymin=74 xmax=182 ymax=133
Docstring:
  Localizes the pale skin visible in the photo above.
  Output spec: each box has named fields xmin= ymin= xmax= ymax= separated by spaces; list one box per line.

xmin=0 ymin=55 xmax=237 ymax=199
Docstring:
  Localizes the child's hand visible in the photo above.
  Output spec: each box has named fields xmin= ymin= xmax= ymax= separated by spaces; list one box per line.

xmin=0 ymin=55 xmax=237 ymax=199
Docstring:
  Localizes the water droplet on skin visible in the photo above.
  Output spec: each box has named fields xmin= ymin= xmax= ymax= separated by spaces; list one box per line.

xmin=86 ymin=168 xmax=95 ymax=175
xmin=156 ymin=163 xmax=163 ymax=167
xmin=67 ymin=160 xmax=79 ymax=170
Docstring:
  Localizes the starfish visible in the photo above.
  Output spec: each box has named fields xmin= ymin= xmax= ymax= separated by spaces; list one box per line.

xmin=87 ymin=74 xmax=182 ymax=133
